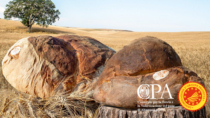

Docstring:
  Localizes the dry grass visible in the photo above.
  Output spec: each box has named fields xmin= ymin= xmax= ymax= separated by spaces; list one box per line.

xmin=0 ymin=19 xmax=210 ymax=117
xmin=0 ymin=90 xmax=99 ymax=117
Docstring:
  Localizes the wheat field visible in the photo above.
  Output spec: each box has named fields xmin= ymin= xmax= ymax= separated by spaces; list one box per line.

xmin=0 ymin=19 xmax=209 ymax=117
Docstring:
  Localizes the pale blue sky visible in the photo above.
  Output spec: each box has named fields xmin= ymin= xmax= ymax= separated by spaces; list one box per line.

xmin=0 ymin=0 xmax=210 ymax=32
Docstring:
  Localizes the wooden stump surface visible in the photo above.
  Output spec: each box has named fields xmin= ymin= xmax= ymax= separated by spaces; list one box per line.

xmin=99 ymin=106 xmax=206 ymax=118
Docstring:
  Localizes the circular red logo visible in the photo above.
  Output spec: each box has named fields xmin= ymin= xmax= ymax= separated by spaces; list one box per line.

xmin=183 ymin=87 xmax=202 ymax=106
xmin=178 ymin=82 xmax=207 ymax=111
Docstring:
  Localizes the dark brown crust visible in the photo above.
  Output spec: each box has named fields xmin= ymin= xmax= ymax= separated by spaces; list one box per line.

xmin=28 ymin=36 xmax=77 ymax=76
xmin=96 ymin=36 xmax=182 ymax=85
xmin=56 ymin=35 xmax=115 ymax=83
xmin=26 ymin=36 xmax=78 ymax=98
xmin=40 ymin=61 xmax=53 ymax=88
xmin=92 ymin=36 xmax=198 ymax=108
xmin=24 ymin=35 xmax=115 ymax=98
xmin=3 ymin=35 xmax=115 ymax=99
xmin=93 ymin=66 xmax=204 ymax=108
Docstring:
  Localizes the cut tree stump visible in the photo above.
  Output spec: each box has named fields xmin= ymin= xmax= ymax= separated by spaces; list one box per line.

xmin=98 ymin=106 xmax=206 ymax=118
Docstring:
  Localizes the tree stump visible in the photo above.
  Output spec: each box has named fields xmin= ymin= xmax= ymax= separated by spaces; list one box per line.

xmin=99 ymin=106 xmax=206 ymax=118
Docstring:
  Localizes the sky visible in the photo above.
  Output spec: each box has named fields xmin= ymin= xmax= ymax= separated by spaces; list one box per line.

xmin=0 ymin=0 xmax=210 ymax=32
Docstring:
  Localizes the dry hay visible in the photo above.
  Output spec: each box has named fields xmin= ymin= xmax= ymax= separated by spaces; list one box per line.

xmin=0 ymin=90 xmax=99 ymax=118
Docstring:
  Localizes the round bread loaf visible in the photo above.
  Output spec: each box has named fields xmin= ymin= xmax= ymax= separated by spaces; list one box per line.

xmin=93 ymin=36 xmax=204 ymax=108
xmin=97 ymin=36 xmax=182 ymax=85
xmin=2 ymin=35 xmax=115 ymax=99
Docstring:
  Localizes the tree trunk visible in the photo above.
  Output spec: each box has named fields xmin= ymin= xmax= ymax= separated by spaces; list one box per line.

xmin=28 ymin=25 xmax=32 ymax=33
xmin=98 ymin=106 xmax=207 ymax=118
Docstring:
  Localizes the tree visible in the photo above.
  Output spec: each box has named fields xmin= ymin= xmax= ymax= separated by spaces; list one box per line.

xmin=4 ymin=0 xmax=60 ymax=33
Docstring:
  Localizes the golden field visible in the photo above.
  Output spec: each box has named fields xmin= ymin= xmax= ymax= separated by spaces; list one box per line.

xmin=0 ymin=19 xmax=209 ymax=117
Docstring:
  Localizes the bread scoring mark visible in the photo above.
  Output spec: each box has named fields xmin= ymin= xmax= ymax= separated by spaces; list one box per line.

xmin=153 ymin=70 xmax=169 ymax=80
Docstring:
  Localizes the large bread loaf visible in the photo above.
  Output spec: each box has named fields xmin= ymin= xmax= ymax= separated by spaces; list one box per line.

xmin=2 ymin=35 xmax=115 ymax=99
xmin=93 ymin=36 xmax=204 ymax=108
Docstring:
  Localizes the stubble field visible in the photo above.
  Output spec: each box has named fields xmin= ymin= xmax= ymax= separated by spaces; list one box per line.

xmin=0 ymin=19 xmax=209 ymax=117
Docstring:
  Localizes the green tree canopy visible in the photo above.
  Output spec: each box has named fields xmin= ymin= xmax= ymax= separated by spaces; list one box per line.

xmin=4 ymin=0 xmax=60 ymax=32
